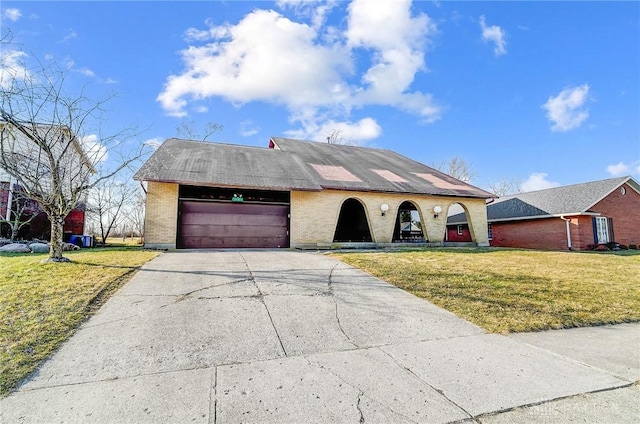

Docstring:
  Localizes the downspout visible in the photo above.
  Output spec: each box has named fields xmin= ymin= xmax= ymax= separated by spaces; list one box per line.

xmin=5 ymin=177 xmax=15 ymax=221
xmin=560 ymin=215 xmax=572 ymax=250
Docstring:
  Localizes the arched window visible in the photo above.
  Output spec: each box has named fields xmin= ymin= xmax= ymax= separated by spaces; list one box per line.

xmin=392 ymin=201 xmax=425 ymax=242
xmin=333 ymin=198 xmax=373 ymax=242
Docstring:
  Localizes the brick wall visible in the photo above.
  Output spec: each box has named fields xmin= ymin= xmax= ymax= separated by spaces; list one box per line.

xmin=447 ymin=224 xmax=472 ymax=242
xmin=490 ymin=218 xmax=569 ymax=250
xmin=572 ymin=215 xmax=595 ymax=250
xmin=590 ymin=182 xmax=640 ymax=246
xmin=290 ymin=189 xmax=488 ymax=247
xmin=490 ymin=182 xmax=640 ymax=250
xmin=0 ymin=182 xmax=8 ymax=220
xmin=143 ymin=181 xmax=179 ymax=249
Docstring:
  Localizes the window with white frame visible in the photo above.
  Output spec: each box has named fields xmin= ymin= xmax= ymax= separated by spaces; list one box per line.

xmin=457 ymin=225 xmax=464 ymax=235
xmin=488 ymin=223 xmax=493 ymax=240
xmin=595 ymin=217 xmax=609 ymax=244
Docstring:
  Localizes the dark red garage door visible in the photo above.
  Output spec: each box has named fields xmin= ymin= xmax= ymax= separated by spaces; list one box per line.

xmin=178 ymin=201 xmax=289 ymax=249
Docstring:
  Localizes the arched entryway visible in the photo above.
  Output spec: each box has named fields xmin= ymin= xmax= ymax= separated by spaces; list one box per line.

xmin=445 ymin=202 xmax=474 ymax=242
xmin=333 ymin=198 xmax=373 ymax=242
xmin=393 ymin=201 xmax=425 ymax=242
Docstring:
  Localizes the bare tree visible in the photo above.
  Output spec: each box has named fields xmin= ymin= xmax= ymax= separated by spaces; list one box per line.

xmin=432 ymin=157 xmax=476 ymax=183
xmin=0 ymin=183 xmax=39 ymax=241
xmin=0 ymin=53 xmax=149 ymax=261
xmin=126 ymin=186 xmax=146 ymax=243
xmin=487 ymin=178 xmax=522 ymax=197
xmin=176 ymin=119 xmax=223 ymax=141
xmin=325 ymin=129 xmax=352 ymax=145
xmin=86 ymin=177 xmax=135 ymax=245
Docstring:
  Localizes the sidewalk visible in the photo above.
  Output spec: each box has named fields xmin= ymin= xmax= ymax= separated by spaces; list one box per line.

xmin=1 ymin=251 xmax=637 ymax=423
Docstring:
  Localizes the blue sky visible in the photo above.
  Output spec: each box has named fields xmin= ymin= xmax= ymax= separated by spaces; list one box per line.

xmin=1 ymin=1 xmax=639 ymax=192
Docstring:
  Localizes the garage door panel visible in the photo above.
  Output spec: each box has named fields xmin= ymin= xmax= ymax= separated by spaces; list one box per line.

xmin=180 ymin=224 xmax=288 ymax=238
xmin=181 ymin=201 xmax=287 ymax=215
xmin=181 ymin=212 xmax=287 ymax=227
xmin=180 ymin=235 xmax=288 ymax=249
xmin=178 ymin=200 xmax=289 ymax=249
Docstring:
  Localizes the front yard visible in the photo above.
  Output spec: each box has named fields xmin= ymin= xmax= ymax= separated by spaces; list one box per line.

xmin=0 ymin=247 xmax=159 ymax=396
xmin=333 ymin=248 xmax=640 ymax=334
xmin=2 ymin=246 xmax=639 ymax=397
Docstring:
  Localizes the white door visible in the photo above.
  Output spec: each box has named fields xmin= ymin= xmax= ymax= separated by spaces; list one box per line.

xmin=595 ymin=217 xmax=609 ymax=244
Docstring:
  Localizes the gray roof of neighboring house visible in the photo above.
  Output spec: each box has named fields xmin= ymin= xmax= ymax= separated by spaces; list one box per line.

xmin=134 ymin=137 xmax=494 ymax=198
xmin=447 ymin=176 xmax=639 ymax=224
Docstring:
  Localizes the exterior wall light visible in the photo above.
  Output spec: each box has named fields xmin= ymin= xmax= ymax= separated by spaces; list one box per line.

xmin=433 ymin=205 xmax=442 ymax=218
xmin=380 ymin=203 xmax=389 ymax=216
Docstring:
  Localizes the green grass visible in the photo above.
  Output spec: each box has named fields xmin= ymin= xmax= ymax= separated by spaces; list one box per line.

xmin=333 ymin=248 xmax=640 ymax=334
xmin=0 ymin=247 xmax=160 ymax=397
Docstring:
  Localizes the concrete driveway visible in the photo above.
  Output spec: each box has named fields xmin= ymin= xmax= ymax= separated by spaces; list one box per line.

xmin=1 ymin=251 xmax=638 ymax=423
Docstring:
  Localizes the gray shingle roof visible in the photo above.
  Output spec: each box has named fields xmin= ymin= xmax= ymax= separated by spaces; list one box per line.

xmin=135 ymin=137 xmax=494 ymax=198
xmin=133 ymin=138 xmax=321 ymax=191
xmin=270 ymin=137 xmax=492 ymax=198
xmin=447 ymin=176 xmax=639 ymax=224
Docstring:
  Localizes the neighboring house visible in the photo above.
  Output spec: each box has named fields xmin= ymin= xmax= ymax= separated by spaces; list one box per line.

xmin=0 ymin=121 xmax=88 ymax=240
xmin=134 ymin=137 xmax=494 ymax=249
xmin=447 ymin=176 xmax=640 ymax=250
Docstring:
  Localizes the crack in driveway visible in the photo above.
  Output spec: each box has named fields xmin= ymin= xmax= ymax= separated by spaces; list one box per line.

xmin=328 ymin=263 xmax=359 ymax=348
xmin=239 ymin=252 xmax=288 ymax=357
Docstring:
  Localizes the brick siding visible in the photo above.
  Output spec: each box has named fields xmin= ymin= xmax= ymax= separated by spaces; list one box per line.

xmin=141 ymin=184 xmax=489 ymax=249
xmin=0 ymin=182 xmax=8 ymax=219
xmin=590 ymin=182 xmax=640 ymax=246
xmin=143 ymin=182 xmax=179 ymax=249
xmin=489 ymin=182 xmax=640 ymax=250
xmin=290 ymin=189 xmax=488 ymax=247
xmin=490 ymin=218 xmax=570 ymax=250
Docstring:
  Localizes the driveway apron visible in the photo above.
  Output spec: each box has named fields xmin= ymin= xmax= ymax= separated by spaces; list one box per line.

xmin=1 ymin=251 xmax=634 ymax=423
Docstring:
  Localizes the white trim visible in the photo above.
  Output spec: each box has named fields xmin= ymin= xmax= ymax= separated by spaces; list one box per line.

xmin=584 ymin=177 xmax=640 ymax=211
xmin=449 ymin=211 xmax=600 ymax=226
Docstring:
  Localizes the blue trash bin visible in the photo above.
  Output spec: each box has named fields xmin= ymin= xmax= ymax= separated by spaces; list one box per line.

xmin=69 ymin=235 xmax=82 ymax=247
xmin=81 ymin=235 xmax=94 ymax=248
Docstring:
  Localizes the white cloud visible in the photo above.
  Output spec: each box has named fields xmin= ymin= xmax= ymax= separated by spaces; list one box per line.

xmin=607 ymin=161 xmax=628 ymax=176
xmin=480 ymin=15 xmax=506 ymax=56
xmin=607 ymin=161 xmax=640 ymax=176
xmin=60 ymin=30 xmax=77 ymax=43
xmin=75 ymin=67 xmax=95 ymax=77
xmin=157 ymin=0 xmax=439 ymax=139
xmin=143 ymin=137 xmax=164 ymax=150
xmin=0 ymin=50 xmax=31 ymax=88
xmin=3 ymin=8 xmax=22 ymax=21
xmin=284 ymin=117 xmax=382 ymax=144
xmin=542 ymin=84 xmax=590 ymax=132
xmin=277 ymin=0 xmax=338 ymax=30
xmin=520 ymin=173 xmax=561 ymax=192
xmin=346 ymin=0 xmax=439 ymax=119
xmin=80 ymin=134 xmax=108 ymax=165
xmin=240 ymin=120 xmax=259 ymax=137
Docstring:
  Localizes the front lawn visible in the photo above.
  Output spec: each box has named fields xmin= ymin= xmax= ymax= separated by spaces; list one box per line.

xmin=0 ymin=247 xmax=160 ymax=397
xmin=333 ymin=248 xmax=640 ymax=334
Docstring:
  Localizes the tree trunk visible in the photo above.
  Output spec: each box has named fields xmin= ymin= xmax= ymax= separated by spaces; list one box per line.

xmin=48 ymin=216 xmax=69 ymax=262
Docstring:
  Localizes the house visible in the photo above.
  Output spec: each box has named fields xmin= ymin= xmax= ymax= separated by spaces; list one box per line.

xmin=134 ymin=137 xmax=494 ymax=249
xmin=447 ymin=176 xmax=640 ymax=250
xmin=0 ymin=121 xmax=88 ymax=240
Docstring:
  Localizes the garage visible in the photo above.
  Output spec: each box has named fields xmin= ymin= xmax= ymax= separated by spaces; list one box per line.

xmin=177 ymin=186 xmax=290 ymax=249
